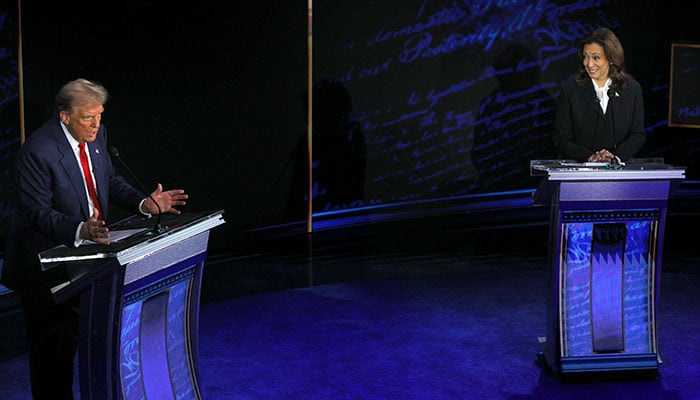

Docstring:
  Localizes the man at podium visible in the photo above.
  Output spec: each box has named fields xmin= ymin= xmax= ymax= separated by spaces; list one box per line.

xmin=1 ymin=78 xmax=188 ymax=400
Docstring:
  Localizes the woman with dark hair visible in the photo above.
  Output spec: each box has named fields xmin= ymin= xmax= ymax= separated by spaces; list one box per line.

xmin=552 ymin=27 xmax=646 ymax=163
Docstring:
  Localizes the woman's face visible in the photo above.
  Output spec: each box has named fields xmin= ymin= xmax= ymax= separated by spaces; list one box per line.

xmin=582 ymin=43 xmax=610 ymax=85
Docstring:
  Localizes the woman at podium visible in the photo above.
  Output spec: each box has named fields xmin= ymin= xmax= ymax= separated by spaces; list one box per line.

xmin=552 ymin=27 xmax=646 ymax=164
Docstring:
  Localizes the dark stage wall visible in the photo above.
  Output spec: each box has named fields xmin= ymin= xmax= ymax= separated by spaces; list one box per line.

xmin=1 ymin=0 xmax=699 ymax=254
xmin=309 ymin=1 xmax=700 ymax=207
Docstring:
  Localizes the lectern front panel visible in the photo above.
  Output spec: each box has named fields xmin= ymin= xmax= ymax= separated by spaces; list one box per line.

xmin=120 ymin=254 xmax=204 ymax=400
xmin=559 ymin=211 xmax=658 ymax=359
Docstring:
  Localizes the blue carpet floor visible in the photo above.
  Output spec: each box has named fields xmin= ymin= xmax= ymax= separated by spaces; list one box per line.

xmin=2 ymin=253 xmax=698 ymax=399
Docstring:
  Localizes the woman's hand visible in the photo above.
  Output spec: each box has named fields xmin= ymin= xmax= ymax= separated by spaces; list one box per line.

xmin=587 ymin=149 xmax=614 ymax=163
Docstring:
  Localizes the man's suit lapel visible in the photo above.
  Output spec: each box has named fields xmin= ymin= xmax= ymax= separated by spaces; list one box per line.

xmin=53 ymin=123 xmax=92 ymax=219
xmin=87 ymin=140 xmax=108 ymax=220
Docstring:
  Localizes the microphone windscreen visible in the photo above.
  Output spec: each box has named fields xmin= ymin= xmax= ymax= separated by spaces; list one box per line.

xmin=109 ymin=146 xmax=120 ymax=157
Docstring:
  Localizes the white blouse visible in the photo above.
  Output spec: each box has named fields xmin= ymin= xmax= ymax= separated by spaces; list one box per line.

xmin=593 ymin=77 xmax=612 ymax=113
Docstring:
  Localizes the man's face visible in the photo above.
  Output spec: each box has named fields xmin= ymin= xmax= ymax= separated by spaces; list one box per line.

xmin=59 ymin=103 xmax=104 ymax=144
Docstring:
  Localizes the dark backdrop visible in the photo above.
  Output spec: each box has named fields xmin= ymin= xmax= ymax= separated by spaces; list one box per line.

xmin=311 ymin=1 xmax=700 ymax=203
xmin=2 ymin=0 xmax=309 ymax=252
xmin=1 ymin=0 xmax=699 ymax=254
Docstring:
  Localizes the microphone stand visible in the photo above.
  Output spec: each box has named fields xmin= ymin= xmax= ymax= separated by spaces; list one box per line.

xmin=607 ymin=88 xmax=621 ymax=167
xmin=109 ymin=146 xmax=168 ymax=234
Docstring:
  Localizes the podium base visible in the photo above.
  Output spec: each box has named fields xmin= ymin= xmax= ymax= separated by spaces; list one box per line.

xmin=537 ymin=336 xmax=660 ymax=375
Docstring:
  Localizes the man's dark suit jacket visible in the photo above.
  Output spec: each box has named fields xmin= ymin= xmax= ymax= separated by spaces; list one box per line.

xmin=1 ymin=116 xmax=145 ymax=293
xmin=553 ymin=77 xmax=646 ymax=162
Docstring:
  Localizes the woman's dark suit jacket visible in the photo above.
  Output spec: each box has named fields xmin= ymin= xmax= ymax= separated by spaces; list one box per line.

xmin=553 ymin=77 xmax=646 ymax=162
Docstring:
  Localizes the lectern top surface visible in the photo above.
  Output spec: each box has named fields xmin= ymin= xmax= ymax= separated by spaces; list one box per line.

xmin=530 ymin=159 xmax=686 ymax=181
xmin=39 ymin=210 xmax=225 ymax=265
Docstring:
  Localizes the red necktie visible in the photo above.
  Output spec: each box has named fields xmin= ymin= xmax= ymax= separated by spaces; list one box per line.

xmin=78 ymin=143 xmax=103 ymax=220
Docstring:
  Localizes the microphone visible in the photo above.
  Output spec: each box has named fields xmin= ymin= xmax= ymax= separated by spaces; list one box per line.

xmin=607 ymin=88 xmax=618 ymax=163
xmin=108 ymin=146 xmax=168 ymax=234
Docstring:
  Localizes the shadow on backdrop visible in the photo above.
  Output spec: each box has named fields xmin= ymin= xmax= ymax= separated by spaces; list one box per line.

xmin=285 ymin=79 xmax=367 ymax=222
xmin=472 ymin=43 xmax=557 ymax=192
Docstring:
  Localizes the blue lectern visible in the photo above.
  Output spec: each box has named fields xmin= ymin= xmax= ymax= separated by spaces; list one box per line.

xmin=532 ymin=160 xmax=685 ymax=374
xmin=40 ymin=210 xmax=225 ymax=399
